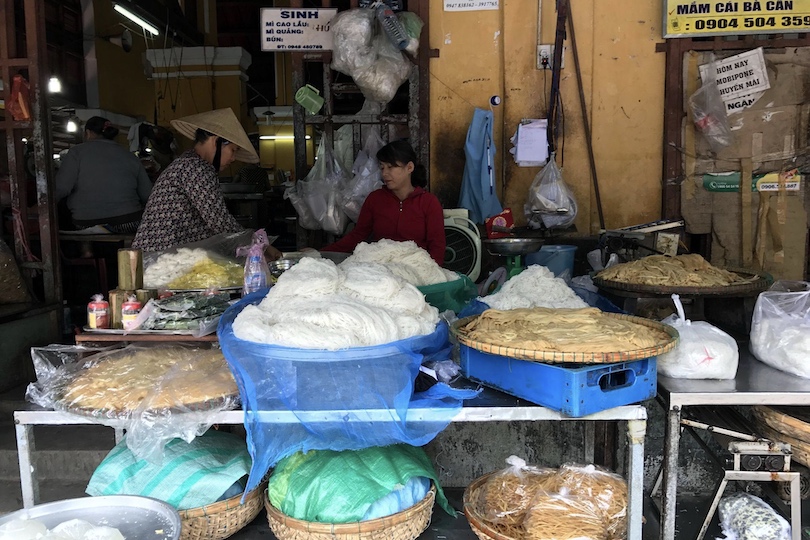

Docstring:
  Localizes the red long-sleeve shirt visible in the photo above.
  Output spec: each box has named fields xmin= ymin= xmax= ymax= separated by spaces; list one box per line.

xmin=324 ymin=187 xmax=446 ymax=264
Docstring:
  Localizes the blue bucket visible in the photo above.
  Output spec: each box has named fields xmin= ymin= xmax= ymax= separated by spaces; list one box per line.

xmin=526 ymin=245 xmax=577 ymax=279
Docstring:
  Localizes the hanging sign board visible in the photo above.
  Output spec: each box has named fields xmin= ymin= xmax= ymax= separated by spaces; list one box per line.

xmin=444 ymin=0 xmax=499 ymax=11
xmin=664 ymin=0 xmax=810 ymax=37
xmin=698 ymin=48 xmax=770 ymax=98
xmin=260 ymin=8 xmax=337 ymax=51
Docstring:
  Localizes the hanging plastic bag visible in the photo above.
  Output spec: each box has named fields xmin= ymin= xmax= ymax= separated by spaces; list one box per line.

xmin=331 ymin=9 xmax=376 ymax=77
xmin=340 ymin=130 xmax=384 ymax=222
xmin=750 ymin=281 xmax=810 ymax=378
xmin=718 ymin=492 xmax=790 ymax=540
xmin=236 ymin=229 xmax=271 ymax=294
xmin=524 ymin=152 xmax=577 ymax=229
xmin=353 ymin=31 xmax=412 ymax=104
xmin=658 ymin=294 xmax=738 ymax=379
xmin=689 ymin=54 xmax=733 ymax=153
xmin=398 ymin=12 xmax=424 ymax=56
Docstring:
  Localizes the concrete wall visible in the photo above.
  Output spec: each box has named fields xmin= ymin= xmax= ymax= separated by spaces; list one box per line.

xmin=428 ymin=1 xmax=665 ymax=232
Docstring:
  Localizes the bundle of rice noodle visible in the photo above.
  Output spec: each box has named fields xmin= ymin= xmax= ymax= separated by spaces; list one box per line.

xmin=523 ymin=491 xmax=608 ymax=540
xmin=474 ymin=456 xmax=558 ymax=526
xmin=556 ymin=464 xmax=628 ymax=540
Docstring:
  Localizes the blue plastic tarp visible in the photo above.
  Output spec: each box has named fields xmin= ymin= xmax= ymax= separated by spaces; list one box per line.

xmin=217 ymin=291 xmax=478 ymax=496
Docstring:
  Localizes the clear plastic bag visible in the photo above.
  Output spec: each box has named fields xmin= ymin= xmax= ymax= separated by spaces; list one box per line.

xmin=555 ymin=463 xmax=627 ymax=540
xmin=750 ymin=281 xmax=810 ymax=378
xmin=689 ymin=54 xmax=733 ymax=153
xmin=236 ymin=229 xmax=271 ymax=294
xmin=25 ymin=344 xmax=240 ymax=462
xmin=524 ymin=153 xmax=578 ymax=229
xmin=330 ymin=9 xmax=376 ymax=77
xmin=340 ymin=130 xmax=385 ymax=222
xmin=523 ymin=490 xmax=609 ymax=540
xmin=475 ymin=455 xmax=558 ymax=526
xmin=658 ymin=294 xmax=739 ymax=379
xmin=353 ymin=31 xmax=412 ymax=103
xmin=0 ymin=237 xmax=31 ymax=304
xmin=718 ymin=492 xmax=790 ymax=540
xmin=128 ymin=292 xmax=231 ymax=337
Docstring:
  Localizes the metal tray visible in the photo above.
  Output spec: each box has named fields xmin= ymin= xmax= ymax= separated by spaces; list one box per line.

xmin=451 ymin=312 xmax=679 ymax=364
xmin=0 ymin=495 xmax=181 ymax=539
xmin=482 ymin=238 xmax=544 ymax=256
xmin=592 ymin=267 xmax=769 ymax=297
xmin=82 ymin=326 xmax=199 ymax=336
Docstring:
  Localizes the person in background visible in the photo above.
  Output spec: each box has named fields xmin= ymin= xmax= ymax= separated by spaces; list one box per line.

xmin=132 ymin=108 xmax=281 ymax=260
xmin=322 ymin=139 xmax=446 ymax=264
xmin=55 ymin=116 xmax=152 ymax=233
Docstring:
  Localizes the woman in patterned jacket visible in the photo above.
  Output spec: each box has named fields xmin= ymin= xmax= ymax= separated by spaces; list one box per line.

xmin=132 ymin=108 xmax=280 ymax=260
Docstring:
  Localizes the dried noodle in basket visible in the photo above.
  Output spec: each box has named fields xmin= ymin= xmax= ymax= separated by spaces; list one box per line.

xmin=523 ymin=490 xmax=608 ymax=540
xmin=555 ymin=464 xmax=628 ymax=540
xmin=474 ymin=455 xmax=559 ymax=527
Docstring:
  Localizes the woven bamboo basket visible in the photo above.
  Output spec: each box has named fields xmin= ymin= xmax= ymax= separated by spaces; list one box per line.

xmin=463 ymin=473 xmax=519 ymax=540
xmin=265 ymin=485 xmax=436 ymax=540
xmin=179 ymin=481 xmax=267 ymax=540
xmin=451 ymin=313 xmax=679 ymax=364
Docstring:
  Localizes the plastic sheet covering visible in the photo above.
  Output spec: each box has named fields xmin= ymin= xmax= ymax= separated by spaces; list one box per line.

xmin=750 ymin=281 xmax=810 ymax=378
xmin=0 ymin=237 xmax=31 ymax=304
xmin=218 ymin=291 xmax=479 ymax=497
xmin=474 ymin=455 xmax=557 ymax=526
xmin=658 ymin=294 xmax=738 ymax=379
xmin=554 ymin=463 xmax=627 ymax=540
xmin=266 ymin=445 xmax=452 ymax=523
xmin=26 ymin=345 xmax=240 ymax=462
xmin=143 ymin=231 xmax=259 ymax=289
xmin=718 ymin=492 xmax=790 ymax=540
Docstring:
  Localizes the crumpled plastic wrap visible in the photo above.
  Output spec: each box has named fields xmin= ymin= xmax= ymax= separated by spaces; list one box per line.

xmin=339 ymin=129 xmax=384 ymax=222
xmin=26 ymin=344 xmax=240 ymax=462
xmin=524 ymin=153 xmax=578 ymax=229
xmin=475 ymin=455 xmax=557 ymax=526
xmin=129 ymin=292 xmax=232 ymax=336
xmin=658 ymin=294 xmax=738 ymax=379
xmin=751 ymin=281 xmax=810 ymax=379
xmin=523 ymin=490 xmax=609 ymax=540
xmin=0 ymin=237 xmax=31 ymax=304
xmin=718 ymin=492 xmax=790 ymax=540
xmin=554 ymin=463 xmax=628 ymax=540
xmin=143 ymin=231 xmax=273 ymax=289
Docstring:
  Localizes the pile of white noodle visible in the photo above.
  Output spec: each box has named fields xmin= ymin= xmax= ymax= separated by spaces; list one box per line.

xmin=340 ymin=239 xmax=458 ymax=286
xmin=482 ymin=265 xmax=588 ymax=310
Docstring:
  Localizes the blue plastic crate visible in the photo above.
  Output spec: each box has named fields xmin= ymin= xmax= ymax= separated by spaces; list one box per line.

xmin=460 ymin=345 xmax=657 ymax=417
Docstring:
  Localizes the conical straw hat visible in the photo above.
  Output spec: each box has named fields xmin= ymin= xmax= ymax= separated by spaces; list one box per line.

xmin=171 ymin=108 xmax=259 ymax=164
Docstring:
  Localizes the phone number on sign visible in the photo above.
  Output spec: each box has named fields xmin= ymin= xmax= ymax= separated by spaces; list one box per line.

xmin=692 ymin=14 xmax=810 ymax=29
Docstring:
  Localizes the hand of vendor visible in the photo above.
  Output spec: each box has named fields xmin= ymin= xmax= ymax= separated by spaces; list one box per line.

xmin=265 ymin=244 xmax=282 ymax=261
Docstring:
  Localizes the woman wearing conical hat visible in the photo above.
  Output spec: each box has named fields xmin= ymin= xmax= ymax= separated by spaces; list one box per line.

xmin=132 ymin=108 xmax=280 ymax=258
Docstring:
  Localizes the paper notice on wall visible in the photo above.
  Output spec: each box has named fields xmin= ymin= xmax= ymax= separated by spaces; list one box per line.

xmin=444 ymin=0 xmax=499 ymax=11
xmin=698 ymin=48 xmax=769 ymax=114
xmin=509 ymin=119 xmax=548 ymax=167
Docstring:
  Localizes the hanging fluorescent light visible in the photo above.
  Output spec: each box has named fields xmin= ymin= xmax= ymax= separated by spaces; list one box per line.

xmin=48 ymin=76 xmax=62 ymax=93
xmin=259 ymin=135 xmax=311 ymax=140
xmin=52 ymin=153 xmax=60 ymax=160
xmin=114 ymin=4 xmax=160 ymax=36
xmin=66 ymin=118 xmax=78 ymax=133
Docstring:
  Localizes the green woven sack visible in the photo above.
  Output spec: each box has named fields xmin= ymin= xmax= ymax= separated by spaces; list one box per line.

xmin=86 ymin=430 xmax=251 ymax=510
xmin=267 ymin=444 xmax=454 ymax=523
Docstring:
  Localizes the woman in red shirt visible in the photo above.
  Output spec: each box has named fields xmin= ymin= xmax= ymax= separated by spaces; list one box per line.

xmin=323 ymin=140 xmax=446 ymax=264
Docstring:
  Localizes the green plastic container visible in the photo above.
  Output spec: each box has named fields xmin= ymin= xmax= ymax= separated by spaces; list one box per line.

xmin=417 ymin=274 xmax=478 ymax=313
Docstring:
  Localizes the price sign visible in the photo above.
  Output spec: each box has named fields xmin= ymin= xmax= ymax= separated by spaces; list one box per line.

xmin=664 ymin=0 xmax=810 ymax=37
xmin=260 ymin=8 xmax=337 ymax=51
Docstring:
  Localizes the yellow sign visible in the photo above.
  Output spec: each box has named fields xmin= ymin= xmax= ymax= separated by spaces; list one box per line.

xmin=664 ymin=0 xmax=810 ymax=37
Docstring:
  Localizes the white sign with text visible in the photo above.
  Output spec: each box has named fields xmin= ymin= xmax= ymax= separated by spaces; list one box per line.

xmin=260 ymin=8 xmax=337 ymax=52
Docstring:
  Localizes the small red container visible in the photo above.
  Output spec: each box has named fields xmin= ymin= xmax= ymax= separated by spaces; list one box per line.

xmin=121 ymin=299 xmax=143 ymax=330
xmin=87 ymin=296 xmax=109 ymax=329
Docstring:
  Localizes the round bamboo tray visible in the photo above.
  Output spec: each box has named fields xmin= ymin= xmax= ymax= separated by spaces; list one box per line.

xmin=451 ymin=313 xmax=678 ymax=364
xmin=179 ymin=482 xmax=267 ymax=540
xmin=592 ymin=267 xmax=768 ymax=297
xmin=463 ymin=473 xmax=519 ymax=540
xmin=265 ymin=485 xmax=435 ymax=540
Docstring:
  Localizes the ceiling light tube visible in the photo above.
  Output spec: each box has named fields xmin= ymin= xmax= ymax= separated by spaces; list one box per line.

xmin=48 ymin=76 xmax=61 ymax=93
xmin=114 ymin=4 xmax=160 ymax=36
xmin=259 ymin=135 xmax=311 ymax=140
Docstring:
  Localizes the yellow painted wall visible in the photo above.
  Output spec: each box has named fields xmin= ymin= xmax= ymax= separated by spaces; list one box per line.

xmin=429 ymin=0 xmax=665 ymax=233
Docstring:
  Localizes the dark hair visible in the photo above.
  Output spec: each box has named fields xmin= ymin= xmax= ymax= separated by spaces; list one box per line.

xmin=194 ymin=128 xmax=231 ymax=171
xmin=85 ymin=116 xmax=119 ymax=140
xmin=377 ymin=139 xmax=427 ymax=188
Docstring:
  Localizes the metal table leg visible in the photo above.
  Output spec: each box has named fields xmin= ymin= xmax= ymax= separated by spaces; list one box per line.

xmin=627 ymin=417 xmax=646 ymax=540
xmin=661 ymin=405 xmax=682 ymax=540
xmin=790 ymin=474 xmax=801 ymax=540
xmin=15 ymin=422 xmax=38 ymax=508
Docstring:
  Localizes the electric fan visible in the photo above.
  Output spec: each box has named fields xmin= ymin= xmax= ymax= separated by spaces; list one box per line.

xmin=443 ymin=210 xmax=481 ymax=282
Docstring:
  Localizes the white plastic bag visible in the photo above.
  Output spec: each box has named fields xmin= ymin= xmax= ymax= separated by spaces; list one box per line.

xmin=331 ymin=9 xmax=376 ymax=77
xmin=658 ymin=294 xmax=738 ymax=379
xmin=341 ymin=130 xmax=384 ymax=222
xmin=750 ymin=281 xmax=810 ymax=378
xmin=689 ymin=54 xmax=733 ymax=153
xmin=524 ymin=153 xmax=577 ymax=229
xmin=353 ymin=31 xmax=412 ymax=103
xmin=718 ymin=492 xmax=790 ymax=540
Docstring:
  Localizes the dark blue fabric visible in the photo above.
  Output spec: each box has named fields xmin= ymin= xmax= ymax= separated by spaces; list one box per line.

xmin=218 ymin=291 xmax=477 ymax=496
xmin=458 ymin=108 xmax=502 ymax=223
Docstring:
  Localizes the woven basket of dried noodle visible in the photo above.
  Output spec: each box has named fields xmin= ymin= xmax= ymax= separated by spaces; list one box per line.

xmin=523 ymin=491 xmax=608 ymax=540
xmin=476 ymin=467 xmax=560 ymax=526
xmin=557 ymin=465 xmax=627 ymax=540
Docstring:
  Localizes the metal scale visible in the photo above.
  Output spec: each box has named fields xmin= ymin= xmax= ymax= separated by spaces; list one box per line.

xmin=482 ymin=238 xmax=544 ymax=279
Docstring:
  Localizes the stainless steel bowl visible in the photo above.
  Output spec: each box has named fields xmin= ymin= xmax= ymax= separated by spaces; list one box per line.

xmin=482 ymin=238 xmax=545 ymax=256
xmin=269 ymin=258 xmax=297 ymax=278
xmin=0 ymin=495 xmax=181 ymax=539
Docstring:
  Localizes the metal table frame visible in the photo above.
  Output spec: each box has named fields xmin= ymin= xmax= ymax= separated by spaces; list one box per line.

xmin=657 ymin=350 xmax=810 ymax=540
xmin=15 ymin=392 xmax=648 ymax=540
